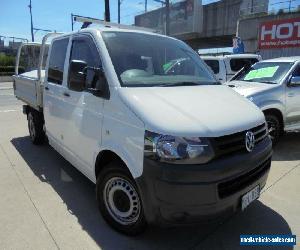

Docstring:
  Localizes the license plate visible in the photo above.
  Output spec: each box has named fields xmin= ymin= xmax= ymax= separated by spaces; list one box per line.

xmin=241 ymin=185 xmax=260 ymax=211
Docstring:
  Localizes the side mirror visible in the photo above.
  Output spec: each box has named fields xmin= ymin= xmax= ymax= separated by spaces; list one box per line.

xmin=85 ymin=67 xmax=109 ymax=98
xmin=68 ymin=60 xmax=87 ymax=91
xmin=289 ymin=76 xmax=300 ymax=87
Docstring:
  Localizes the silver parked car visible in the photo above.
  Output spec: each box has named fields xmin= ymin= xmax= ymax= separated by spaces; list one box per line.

xmin=226 ymin=57 xmax=300 ymax=144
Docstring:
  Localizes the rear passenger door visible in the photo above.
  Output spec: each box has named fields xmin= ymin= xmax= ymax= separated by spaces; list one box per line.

xmin=44 ymin=37 xmax=69 ymax=143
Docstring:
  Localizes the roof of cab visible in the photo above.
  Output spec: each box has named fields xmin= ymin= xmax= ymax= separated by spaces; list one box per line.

xmin=53 ymin=25 xmax=177 ymax=43
xmin=79 ymin=25 xmax=166 ymax=37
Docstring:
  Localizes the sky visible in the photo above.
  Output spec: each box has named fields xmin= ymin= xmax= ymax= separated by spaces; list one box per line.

xmin=0 ymin=0 xmax=299 ymax=43
xmin=0 ymin=0 xmax=222 ymax=42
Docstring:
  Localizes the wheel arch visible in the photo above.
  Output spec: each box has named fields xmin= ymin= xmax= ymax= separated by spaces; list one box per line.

xmin=263 ymin=108 xmax=284 ymax=132
xmin=95 ymin=149 xmax=132 ymax=179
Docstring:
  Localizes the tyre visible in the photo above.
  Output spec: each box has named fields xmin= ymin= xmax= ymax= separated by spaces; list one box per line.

xmin=265 ymin=114 xmax=281 ymax=145
xmin=96 ymin=162 xmax=147 ymax=235
xmin=27 ymin=109 xmax=45 ymax=145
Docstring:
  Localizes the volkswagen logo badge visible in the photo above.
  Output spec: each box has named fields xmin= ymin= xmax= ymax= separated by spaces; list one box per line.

xmin=245 ymin=131 xmax=255 ymax=152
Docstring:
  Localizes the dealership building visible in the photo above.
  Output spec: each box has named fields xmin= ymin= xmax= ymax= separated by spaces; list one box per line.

xmin=135 ymin=0 xmax=300 ymax=59
xmin=238 ymin=12 xmax=300 ymax=59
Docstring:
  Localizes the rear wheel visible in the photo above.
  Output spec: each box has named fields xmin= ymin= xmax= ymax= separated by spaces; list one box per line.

xmin=96 ymin=162 xmax=147 ymax=235
xmin=27 ymin=110 xmax=45 ymax=145
xmin=265 ymin=114 xmax=281 ymax=145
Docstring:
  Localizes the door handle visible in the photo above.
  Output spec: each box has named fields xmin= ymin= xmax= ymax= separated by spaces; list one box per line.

xmin=45 ymin=86 xmax=49 ymax=91
xmin=63 ymin=92 xmax=70 ymax=97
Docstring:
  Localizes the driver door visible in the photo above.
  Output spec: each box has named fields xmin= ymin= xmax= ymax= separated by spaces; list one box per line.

xmin=285 ymin=63 xmax=300 ymax=128
xmin=62 ymin=34 xmax=105 ymax=174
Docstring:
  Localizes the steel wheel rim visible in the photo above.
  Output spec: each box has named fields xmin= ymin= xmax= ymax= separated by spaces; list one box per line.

xmin=28 ymin=114 xmax=35 ymax=140
xmin=103 ymin=177 xmax=141 ymax=225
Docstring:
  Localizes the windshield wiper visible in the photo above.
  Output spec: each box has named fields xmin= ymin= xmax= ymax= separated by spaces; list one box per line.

xmin=160 ymin=81 xmax=220 ymax=87
xmin=240 ymin=79 xmax=276 ymax=84
xmin=240 ymin=79 xmax=255 ymax=82
xmin=259 ymin=81 xmax=277 ymax=84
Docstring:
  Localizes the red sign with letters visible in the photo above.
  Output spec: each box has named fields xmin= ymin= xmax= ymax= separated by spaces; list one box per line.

xmin=259 ymin=17 xmax=300 ymax=49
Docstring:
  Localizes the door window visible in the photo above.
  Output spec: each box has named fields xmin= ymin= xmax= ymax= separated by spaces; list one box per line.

xmin=69 ymin=36 xmax=102 ymax=90
xmin=292 ymin=65 xmax=300 ymax=77
xmin=203 ymin=60 xmax=220 ymax=74
xmin=47 ymin=38 xmax=69 ymax=84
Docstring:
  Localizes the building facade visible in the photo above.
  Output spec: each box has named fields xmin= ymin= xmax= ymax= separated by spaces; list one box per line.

xmin=238 ymin=12 xmax=300 ymax=59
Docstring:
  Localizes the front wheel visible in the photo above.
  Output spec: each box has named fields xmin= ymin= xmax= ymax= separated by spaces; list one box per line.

xmin=265 ymin=114 xmax=281 ymax=145
xmin=96 ymin=162 xmax=147 ymax=235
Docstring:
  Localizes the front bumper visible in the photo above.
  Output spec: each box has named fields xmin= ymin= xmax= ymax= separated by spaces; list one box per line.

xmin=135 ymin=137 xmax=272 ymax=226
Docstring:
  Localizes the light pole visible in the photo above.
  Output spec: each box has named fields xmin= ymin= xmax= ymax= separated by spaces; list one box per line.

xmin=165 ymin=0 xmax=170 ymax=35
xmin=104 ymin=0 xmax=110 ymax=22
xmin=153 ymin=0 xmax=170 ymax=35
xmin=118 ymin=0 xmax=121 ymax=23
xmin=28 ymin=0 xmax=34 ymax=42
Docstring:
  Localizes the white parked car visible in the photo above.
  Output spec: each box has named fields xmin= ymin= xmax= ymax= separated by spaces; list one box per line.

xmin=13 ymin=22 xmax=272 ymax=235
xmin=201 ymin=54 xmax=262 ymax=83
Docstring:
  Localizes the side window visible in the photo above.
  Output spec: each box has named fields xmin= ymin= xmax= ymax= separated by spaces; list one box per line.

xmin=47 ymin=38 xmax=69 ymax=84
xmin=292 ymin=65 xmax=300 ymax=77
xmin=69 ymin=36 xmax=101 ymax=89
xmin=204 ymin=60 xmax=219 ymax=74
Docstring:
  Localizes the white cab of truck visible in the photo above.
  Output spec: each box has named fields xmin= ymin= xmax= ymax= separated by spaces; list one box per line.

xmin=201 ymin=54 xmax=262 ymax=83
xmin=13 ymin=24 xmax=272 ymax=235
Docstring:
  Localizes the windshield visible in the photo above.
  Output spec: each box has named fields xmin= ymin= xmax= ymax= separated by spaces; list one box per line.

xmin=102 ymin=31 xmax=217 ymax=87
xmin=234 ymin=61 xmax=293 ymax=84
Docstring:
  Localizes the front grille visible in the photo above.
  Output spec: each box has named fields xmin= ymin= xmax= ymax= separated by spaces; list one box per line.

xmin=218 ymin=158 xmax=271 ymax=199
xmin=213 ymin=123 xmax=268 ymax=158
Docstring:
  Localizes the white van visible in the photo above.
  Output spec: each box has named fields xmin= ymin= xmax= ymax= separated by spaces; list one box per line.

xmin=13 ymin=24 xmax=272 ymax=235
xmin=201 ymin=54 xmax=262 ymax=83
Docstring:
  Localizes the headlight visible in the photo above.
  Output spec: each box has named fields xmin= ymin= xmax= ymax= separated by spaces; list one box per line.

xmin=144 ymin=131 xmax=215 ymax=164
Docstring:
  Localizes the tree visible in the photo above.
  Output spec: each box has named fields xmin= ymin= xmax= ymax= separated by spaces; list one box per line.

xmin=0 ymin=54 xmax=15 ymax=66
xmin=277 ymin=9 xmax=284 ymax=15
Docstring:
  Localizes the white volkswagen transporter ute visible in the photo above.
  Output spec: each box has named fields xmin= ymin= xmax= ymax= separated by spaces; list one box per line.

xmin=13 ymin=22 xmax=272 ymax=235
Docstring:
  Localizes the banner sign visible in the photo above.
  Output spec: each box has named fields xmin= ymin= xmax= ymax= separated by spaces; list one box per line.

xmin=259 ymin=17 xmax=300 ymax=49
xmin=233 ymin=36 xmax=245 ymax=54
